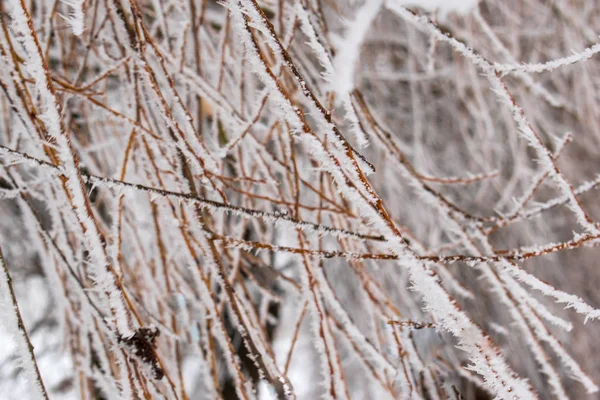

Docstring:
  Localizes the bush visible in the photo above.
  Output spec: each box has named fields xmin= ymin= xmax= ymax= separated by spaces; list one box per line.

xmin=1 ymin=1 xmax=599 ymax=398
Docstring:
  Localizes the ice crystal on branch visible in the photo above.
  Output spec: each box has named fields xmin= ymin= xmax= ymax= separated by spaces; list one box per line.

xmin=1 ymin=0 xmax=600 ymax=399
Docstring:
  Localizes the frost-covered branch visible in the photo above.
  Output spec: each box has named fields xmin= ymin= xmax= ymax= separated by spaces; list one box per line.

xmin=1 ymin=0 xmax=600 ymax=398
xmin=0 ymin=248 xmax=49 ymax=399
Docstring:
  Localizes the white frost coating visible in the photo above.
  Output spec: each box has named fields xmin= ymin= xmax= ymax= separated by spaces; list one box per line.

xmin=19 ymin=195 xmax=131 ymax=398
xmin=401 ymin=333 xmax=438 ymax=400
xmin=506 ymin=275 xmax=599 ymax=394
xmin=62 ymin=0 xmax=85 ymax=36
xmin=330 ymin=0 xmax=382 ymax=101
xmin=475 ymin=223 xmax=594 ymax=395
xmin=229 ymin=2 xmax=537 ymax=396
xmin=523 ymin=294 xmax=573 ymax=332
xmin=487 ymin=75 xmax=599 ymax=235
xmin=4 ymin=0 xmax=598 ymax=397
xmin=296 ymin=1 xmax=371 ymax=150
xmin=491 ymin=271 xmax=569 ymax=400
xmin=498 ymin=261 xmax=600 ymax=322
xmin=295 ymin=2 xmax=335 ymax=79
xmin=472 ymin=7 xmax=567 ymax=109
xmin=397 ymin=0 xmax=479 ymax=16
xmin=494 ymin=41 xmax=600 ymax=75
xmin=312 ymin=265 xmax=401 ymax=380
xmin=303 ymin=275 xmax=345 ymax=400
xmin=0 ymin=254 xmax=47 ymax=400
xmin=234 ymin=0 xmax=376 ymax=173
xmin=177 ymin=225 xmax=251 ymax=400
xmin=521 ymin=174 xmax=600 ymax=220
xmin=329 ymin=0 xmax=383 ymax=147
xmin=0 ymin=145 xmax=382 ymax=242
xmin=386 ymin=2 xmax=598 ymax=237
xmin=474 ymin=215 xmax=594 ymax=395
xmin=7 ymin=0 xmax=133 ymax=337
xmin=195 ymin=235 xmax=292 ymax=396
xmin=400 ymin=254 xmax=536 ymax=399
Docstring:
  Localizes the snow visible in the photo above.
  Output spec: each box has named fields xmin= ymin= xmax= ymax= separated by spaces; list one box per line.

xmin=398 ymin=0 xmax=480 ymax=16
